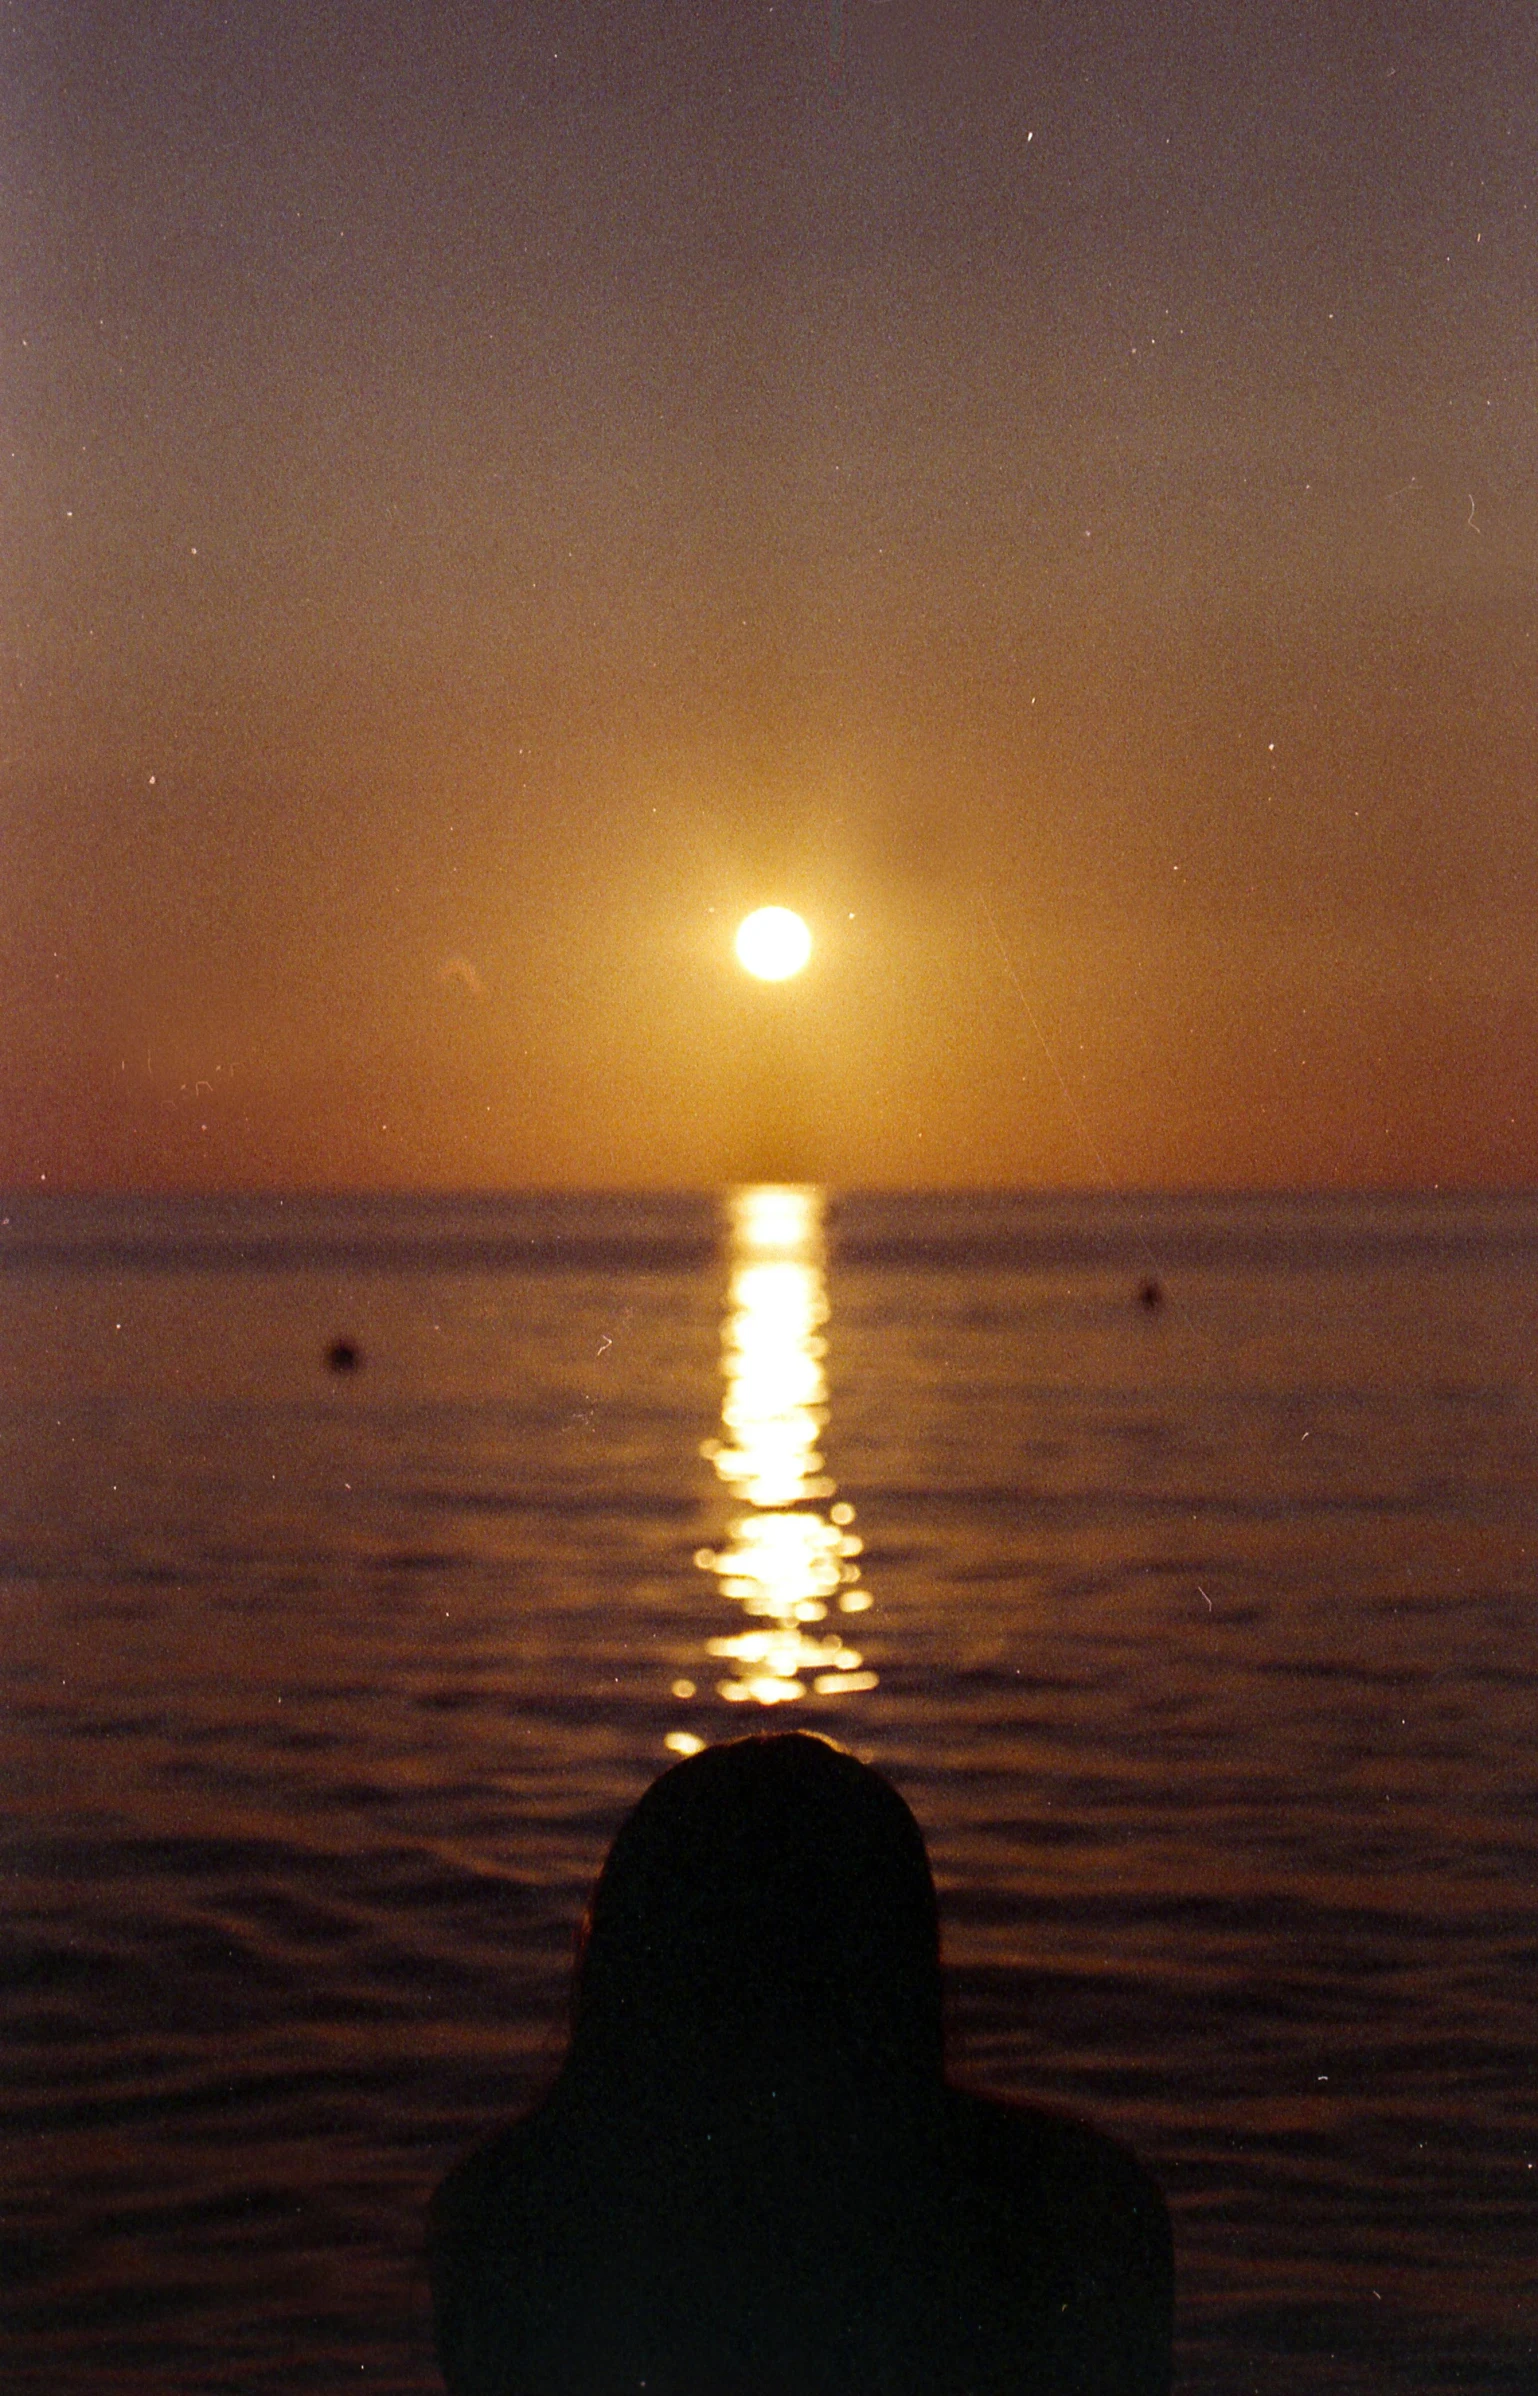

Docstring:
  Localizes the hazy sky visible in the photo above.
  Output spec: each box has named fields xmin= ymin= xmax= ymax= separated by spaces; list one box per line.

xmin=4 ymin=0 xmax=1534 ymax=1189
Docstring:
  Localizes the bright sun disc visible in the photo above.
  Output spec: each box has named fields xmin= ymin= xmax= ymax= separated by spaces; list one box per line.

xmin=735 ymin=907 xmax=812 ymax=981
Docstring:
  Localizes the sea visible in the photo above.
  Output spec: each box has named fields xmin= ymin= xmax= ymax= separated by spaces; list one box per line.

xmin=1 ymin=1188 xmax=1534 ymax=2395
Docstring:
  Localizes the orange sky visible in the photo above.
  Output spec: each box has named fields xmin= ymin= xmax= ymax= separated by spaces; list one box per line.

xmin=5 ymin=2 xmax=1535 ymax=1190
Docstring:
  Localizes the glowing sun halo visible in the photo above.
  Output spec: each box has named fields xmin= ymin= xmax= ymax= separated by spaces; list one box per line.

xmin=734 ymin=907 xmax=812 ymax=981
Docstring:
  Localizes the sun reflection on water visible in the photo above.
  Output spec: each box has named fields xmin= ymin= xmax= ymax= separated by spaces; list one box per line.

xmin=679 ymin=1187 xmax=874 ymax=1729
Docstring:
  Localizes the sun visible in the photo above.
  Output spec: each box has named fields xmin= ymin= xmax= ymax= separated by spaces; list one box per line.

xmin=734 ymin=907 xmax=812 ymax=982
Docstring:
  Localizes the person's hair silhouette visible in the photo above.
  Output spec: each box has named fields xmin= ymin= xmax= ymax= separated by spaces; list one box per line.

xmin=430 ymin=1732 xmax=1172 ymax=2393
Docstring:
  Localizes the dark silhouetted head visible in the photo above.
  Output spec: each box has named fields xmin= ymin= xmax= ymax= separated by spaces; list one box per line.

xmin=430 ymin=1734 xmax=1175 ymax=2392
xmin=566 ymin=1734 xmax=943 ymax=2135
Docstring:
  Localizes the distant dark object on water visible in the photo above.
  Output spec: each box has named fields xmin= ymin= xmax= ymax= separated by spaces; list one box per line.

xmin=1136 ymin=1278 xmax=1165 ymax=1312
xmin=326 ymin=1339 xmax=363 ymax=1373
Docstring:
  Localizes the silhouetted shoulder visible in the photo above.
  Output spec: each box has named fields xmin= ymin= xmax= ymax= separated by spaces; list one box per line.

xmin=431 ymin=2092 xmax=1172 ymax=2396
xmin=429 ymin=2111 xmax=596 ymax=2396
xmin=939 ymin=2088 xmax=1174 ymax=2394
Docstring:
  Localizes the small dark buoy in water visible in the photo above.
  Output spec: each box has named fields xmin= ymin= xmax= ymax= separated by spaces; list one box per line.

xmin=1136 ymin=1278 xmax=1164 ymax=1311
xmin=326 ymin=1338 xmax=362 ymax=1373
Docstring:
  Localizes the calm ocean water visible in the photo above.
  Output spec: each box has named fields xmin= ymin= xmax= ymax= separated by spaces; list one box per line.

xmin=2 ymin=1188 xmax=1535 ymax=2393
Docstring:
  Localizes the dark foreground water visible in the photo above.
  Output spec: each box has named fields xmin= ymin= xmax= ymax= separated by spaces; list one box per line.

xmin=1 ymin=1189 xmax=1535 ymax=2393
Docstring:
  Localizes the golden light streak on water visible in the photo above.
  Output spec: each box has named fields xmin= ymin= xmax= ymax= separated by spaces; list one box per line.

xmin=685 ymin=1186 xmax=873 ymax=1721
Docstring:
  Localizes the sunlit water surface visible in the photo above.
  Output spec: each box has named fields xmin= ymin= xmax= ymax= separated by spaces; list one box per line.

xmin=1 ymin=1189 xmax=1535 ymax=2393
